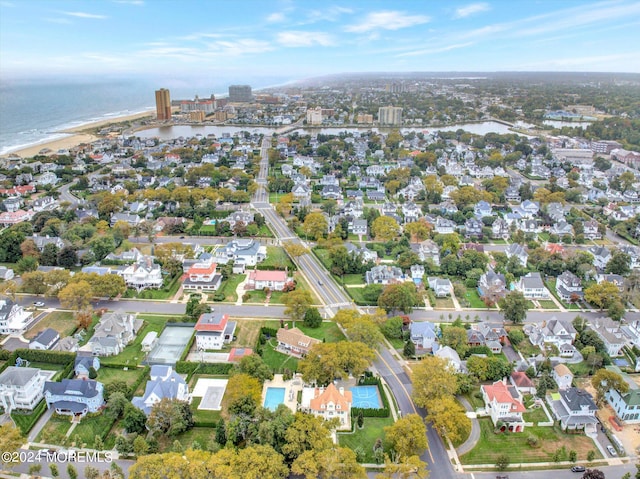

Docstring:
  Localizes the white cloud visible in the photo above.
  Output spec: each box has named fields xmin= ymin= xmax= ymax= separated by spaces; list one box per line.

xmin=454 ymin=3 xmax=490 ymax=19
xmin=398 ymin=42 xmax=474 ymax=57
xmin=305 ymin=6 xmax=353 ymax=23
xmin=345 ymin=10 xmax=430 ymax=33
xmin=267 ymin=12 xmax=286 ymax=22
xmin=60 ymin=11 xmax=108 ymax=19
xmin=112 ymin=0 xmax=144 ymax=5
xmin=276 ymin=31 xmax=335 ymax=47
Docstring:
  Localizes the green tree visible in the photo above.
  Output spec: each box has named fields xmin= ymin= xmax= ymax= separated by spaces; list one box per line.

xmin=302 ymin=212 xmax=328 ymax=240
xmin=40 ymin=243 xmax=60 ymax=266
xmin=346 ymin=317 xmax=385 ymax=350
xmin=591 ymin=368 xmax=629 ymax=406
xmin=378 ymin=282 xmax=418 ymax=313
xmin=606 ymin=250 xmax=631 ymax=276
xmin=123 ymin=404 xmax=147 ymax=434
xmin=67 ymin=464 xmax=78 ymax=479
xmin=584 ymin=281 xmax=621 ymax=310
xmin=83 ymin=466 xmax=98 ymax=479
xmin=58 ymin=280 xmax=93 ymax=311
xmin=56 ymin=246 xmax=78 ymax=268
xmin=371 ymin=216 xmax=401 ymax=241
xmin=106 ymin=391 xmax=128 ymax=419
xmin=146 ymin=398 xmax=194 ymax=437
xmin=283 ymin=289 xmax=313 ymax=321
xmin=15 ymin=256 xmax=38 ymax=274
xmin=412 ymin=356 xmax=458 ymax=407
xmin=303 ymin=307 xmax=323 ymax=328
xmin=403 ymin=339 xmax=416 ymax=358
xmin=441 ymin=326 xmax=469 ymax=357
xmin=498 ymin=290 xmax=529 ymax=324
xmin=49 ymin=464 xmax=59 ymax=478
xmin=234 ymin=354 xmax=274 ymax=382
xmin=133 ymin=435 xmax=149 ymax=456
xmin=384 ymin=414 xmax=428 ymax=459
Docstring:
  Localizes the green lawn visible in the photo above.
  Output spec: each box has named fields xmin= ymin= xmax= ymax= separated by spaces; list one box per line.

xmin=96 ymin=366 xmax=145 ymax=388
xmin=191 ymin=397 xmax=222 ymax=425
xmin=464 ymin=289 xmax=490 ymax=308
xmin=346 ymin=287 xmax=377 ymax=306
xmin=537 ymin=300 xmax=558 ymax=309
xmin=218 ymin=274 xmax=246 ymax=302
xmin=460 ymin=418 xmax=601 ymax=465
xmin=261 ymin=339 xmax=299 ymax=373
xmin=24 ymin=311 xmax=76 ymax=339
xmin=99 ymin=315 xmax=168 ymax=367
xmin=122 ymin=274 xmax=182 ymax=300
xmin=568 ymin=361 xmax=593 ymax=377
xmin=313 ymin=248 xmax=332 ymax=270
xmin=435 ymin=296 xmax=455 ymax=309
xmin=11 ymin=400 xmax=47 ymax=434
xmin=262 ymin=246 xmax=296 ymax=270
xmin=341 ymin=274 xmax=365 ymax=285
xmin=72 ymin=414 xmax=117 ymax=448
xmin=338 ymin=416 xmax=395 ymax=463
xmin=166 ymin=427 xmax=215 ymax=453
xmin=36 ymin=414 xmax=72 ymax=445
xmin=523 ymin=406 xmax=549 ymax=424
xmin=264 ymin=320 xmax=346 ymax=342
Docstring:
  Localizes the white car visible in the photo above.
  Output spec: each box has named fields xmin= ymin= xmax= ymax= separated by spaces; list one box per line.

xmin=606 ymin=445 xmax=617 ymax=456
xmin=33 ymin=301 xmax=45 ymax=307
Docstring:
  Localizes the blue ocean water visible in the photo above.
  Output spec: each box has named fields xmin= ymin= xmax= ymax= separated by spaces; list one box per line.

xmin=0 ymin=76 xmax=296 ymax=155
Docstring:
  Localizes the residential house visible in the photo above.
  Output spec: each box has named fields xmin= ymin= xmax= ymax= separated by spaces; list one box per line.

xmin=550 ymin=220 xmax=574 ymax=237
xmin=464 ymin=218 xmax=484 ymax=238
xmin=474 ymin=200 xmax=493 ymax=218
xmin=344 ymin=242 xmax=378 ymax=264
xmin=0 ymin=266 xmax=14 ymax=281
xmin=491 ymin=218 xmax=510 ymax=240
xmin=434 ymin=217 xmax=456 ymax=235
xmin=505 ymin=186 xmax=521 ymax=202
xmin=427 ymin=277 xmax=452 ymax=297
xmin=553 ymin=364 xmax=574 ymax=390
xmin=2 ymin=197 xmax=22 ymax=212
xmin=556 ymin=271 xmax=583 ymax=302
xmin=29 ymin=328 xmax=60 ymax=350
xmin=118 ymin=256 xmax=163 ymax=291
xmin=52 ymin=337 xmax=78 ymax=353
xmin=590 ymin=317 xmax=625 ymax=357
xmin=548 ymin=387 xmax=598 ymax=433
xmin=132 ymin=365 xmax=191 ymax=415
xmin=524 ymin=318 xmax=577 ymax=350
xmin=247 ymin=270 xmax=291 ymax=291
xmin=514 ymin=272 xmax=549 ymax=299
xmin=183 ymin=259 xmax=223 ymax=291
xmin=367 ymin=190 xmax=385 ymax=202
xmin=302 ymin=383 xmax=352 ymax=429
xmin=402 ymin=202 xmax=422 ymax=223
xmin=194 ymin=311 xmax=237 ymax=351
xmin=413 ymin=240 xmax=440 ymax=265
xmin=349 ymin=219 xmax=368 ymax=236
xmin=291 ymin=183 xmax=311 ymax=203
xmin=604 ymin=365 xmax=640 ymax=424
xmin=588 ymin=246 xmax=611 ymax=270
xmin=434 ymin=346 xmax=462 ymax=372
xmin=0 ymin=297 xmax=33 ymax=334
xmin=321 ymin=185 xmax=342 ymax=200
xmin=505 ymin=243 xmax=528 ymax=267
xmin=619 ymin=245 xmax=640 ymax=269
xmin=276 ymin=326 xmax=321 ymax=357
xmin=0 ymin=367 xmax=48 ymax=412
xmin=110 ymin=212 xmax=141 ymax=227
xmin=410 ymin=264 xmax=425 ymax=284
xmin=224 ymin=211 xmax=254 ymax=229
xmin=43 ymin=379 xmax=104 ymax=417
xmin=510 ymin=371 xmax=536 ymax=395
xmin=469 ymin=322 xmax=505 ymax=353
xmin=409 ymin=321 xmax=439 ymax=352
xmin=518 ymin=219 xmax=541 ymax=234
xmin=87 ymin=312 xmax=142 ymax=356
xmin=597 ymin=273 xmax=624 ymax=292
xmin=477 ymin=270 xmax=507 ymax=300
xmin=365 ymin=265 xmax=404 ymax=285
xmin=214 ymin=239 xmax=266 ymax=266
xmin=583 ymin=220 xmax=602 ymax=240
xmin=0 ymin=209 xmax=33 ymax=226
xmin=515 ymin=200 xmax=540 ymax=218
xmin=481 ymin=380 xmax=526 ymax=432
xmin=74 ymin=352 xmax=100 ymax=379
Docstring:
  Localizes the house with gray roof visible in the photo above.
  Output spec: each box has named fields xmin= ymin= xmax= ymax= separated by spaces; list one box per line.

xmin=74 ymin=352 xmax=100 ymax=379
xmin=556 ymin=271 xmax=583 ymax=302
xmin=409 ymin=321 xmax=439 ymax=352
xmin=343 ymin=242 xmax=377 ymax=264
xmin=435 ymin=346 xmax=462 ymax=372
xmin=590 ymin=317 xmax=626 ymax=357
xmin=427 ymin=277 xmax=452 ymax=297
xmin=588 ymin=245 xmax=611 ymax=270
xmin=132 ymin=365 xmax=191 ymax=415
xmin=365 ymin=265 xmax=404 ymax=285
xmin=548 ymin=387 xmax=598 ymax=433
xmin=514 ymin=272 xmax=548 ymax=299
xmin=604 ymin=365 xmax=640 ymax=424
xmin=29 ymin=328 xmax=60 ymax=350
xmin=213 ymin=238 xmax=266 ymax=266
xmin=0 ymin=366 xmax=49 ymax=412
xmin=505 ymin=243 xmax=528 ymax=267
xmin=523 ymin=318 xmax=576 ymax=351
xmin=0 ymin=297 xmax=33 ymax=334
xmin=477 ymin=270 xmax=507 ymax=300
xmin=43 ymin=379 xmax=104 ymax=417
xmin=86 ymin=312 xmax=142 ymax=356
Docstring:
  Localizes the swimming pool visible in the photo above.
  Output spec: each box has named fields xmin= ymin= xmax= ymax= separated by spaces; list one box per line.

xmin=263 ymin=387 xmax=286 ymax=411
xmin=351 ymin=385 xmax=383 ymax=409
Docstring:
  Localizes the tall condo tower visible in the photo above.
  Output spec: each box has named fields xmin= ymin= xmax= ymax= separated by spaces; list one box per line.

xmin=378 ymin=106 xmax=403 ymax=126
xmin=155 ymin=88 xmax=172 ymax=121
xmin=228 ymin=85 xmax=252 ymax=103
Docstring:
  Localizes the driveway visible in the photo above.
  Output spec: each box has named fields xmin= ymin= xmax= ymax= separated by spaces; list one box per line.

xmin=28 ymin=407 xmax=53 ymax=442
xmin=502 ymin=339 xmax=520 ymax=362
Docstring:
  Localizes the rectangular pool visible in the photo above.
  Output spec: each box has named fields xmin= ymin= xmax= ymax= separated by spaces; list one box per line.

xmin=351 ymin=385 xmax=383 ymax=409
xmin=263 ymin=387 xmax=286 ymax=411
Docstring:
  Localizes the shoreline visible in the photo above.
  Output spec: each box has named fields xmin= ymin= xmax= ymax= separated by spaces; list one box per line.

xmin=2 ymin=110 xmax=155 ymax=159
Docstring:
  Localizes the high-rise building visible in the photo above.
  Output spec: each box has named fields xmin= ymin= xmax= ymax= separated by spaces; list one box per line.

xmin=155 ymin=88 xmax=171 ymax=121
xmin=378 ymin=106 xmax=403 ymax=126
xmin=228 ymin=85 xmax=252 ymax=103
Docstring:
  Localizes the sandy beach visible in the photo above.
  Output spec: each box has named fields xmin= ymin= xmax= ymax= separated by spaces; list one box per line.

xmin=3 ymin=110 xmax=155 ymax=159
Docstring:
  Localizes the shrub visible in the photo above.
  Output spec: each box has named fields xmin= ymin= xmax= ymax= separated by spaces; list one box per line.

xmin=495 ymin=454 xmax=510 ymax=471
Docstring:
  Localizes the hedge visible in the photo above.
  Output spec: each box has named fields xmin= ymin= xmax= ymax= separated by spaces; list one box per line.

xmin=180 ymin=332 xmax=196 ymax=361
xmin=175 ymin=361 xmax=232 ymax=379
xmin=11 ymin=349 xmax=75 ymax=365
xmin=11 ymin=399 xmax=47 ymax=434
xmin=0 ymin=349 xmax=11 ymax=360
xmin=129 ymin=366 xmax=150 ymax=399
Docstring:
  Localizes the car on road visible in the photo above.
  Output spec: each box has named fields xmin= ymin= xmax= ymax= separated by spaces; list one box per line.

xmin=317 ymin=280 xmax=323 ymax=286
xmin=606 ymin=445 xmax=617 ymax=456
xmin=33 ymin=301 xmax=45 ymax=307
xmin=571 ymin=466 xmax=585 ymax=472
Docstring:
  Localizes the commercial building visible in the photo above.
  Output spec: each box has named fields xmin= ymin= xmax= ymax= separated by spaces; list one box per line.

xmin=228 ymin=85 xmax=252 ymax=103
xmin=155 ymin=88 xmax=172 ymax=121
xmin=378 ymin=106 xmax=403 ymax=126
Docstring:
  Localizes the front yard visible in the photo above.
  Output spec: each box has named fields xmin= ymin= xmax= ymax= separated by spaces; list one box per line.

xmin=24 ymin=311 xmax=76 ymax=339
xmin=460 ymin=418 xmax=601 ymax=464
xmin=463 ymin=289 xmax=492 ymax=309
xmin=217 ymin=274 xmax=246 ymax=302
xmin=338 ymin=416 xmax=395 ymax=463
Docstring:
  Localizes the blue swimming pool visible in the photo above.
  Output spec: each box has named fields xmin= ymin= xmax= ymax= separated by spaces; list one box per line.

xmin=350 ymin=385 xmax=383 ymax=409
xmin=613 ymin=358 xmax=630 ymax=367
xmin=263 ymin=387 xmax=286 ymax=411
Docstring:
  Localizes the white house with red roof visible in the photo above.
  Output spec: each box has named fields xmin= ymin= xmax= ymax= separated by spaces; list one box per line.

xmin=0 ymin=209 xmax=33 ymax=226
xmin=182 ymin=259 xmax=223 ymax=291
xmin=247 ymin=270 xmax=291 ymax=291
xmin=194 ymin=311 xmax=236 ymax=350
xmin=301 ymin=383 xmax=353 ymax=429
xmin=481 ymin=379 xmax=527 ymax=432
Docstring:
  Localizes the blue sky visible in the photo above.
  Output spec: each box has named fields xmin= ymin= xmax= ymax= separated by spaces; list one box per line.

xmin=1 ymin=0 xmax=639 ymax=84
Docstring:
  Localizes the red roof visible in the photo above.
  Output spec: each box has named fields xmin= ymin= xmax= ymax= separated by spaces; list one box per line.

xmin=482 ymin=381 xmax=526 ymax=413
xmin=195 ymin=312 xmax=228 ymax=332
xmin=511 ymin=371 xmax=534 ymax=389
xmin=229 ymin=348 xmax=253 ymax=362
xmin=249 ymin=270 xmax=287 ymax=282
xmin=187 ymin=263 xmax=217 ymax=275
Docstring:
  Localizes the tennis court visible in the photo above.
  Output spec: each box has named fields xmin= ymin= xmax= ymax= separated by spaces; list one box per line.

xmin=350 ymin=385 xmax=383 ymax=409
xmin=145 ymin=325 xmax=193 ymax=365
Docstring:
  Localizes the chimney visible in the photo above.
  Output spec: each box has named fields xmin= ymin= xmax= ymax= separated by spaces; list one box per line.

xmin=339 ymin=387 xmax=344 ymax=396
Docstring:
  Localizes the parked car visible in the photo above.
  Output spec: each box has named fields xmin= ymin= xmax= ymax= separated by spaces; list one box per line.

xmin=33 ymin=301 xmax=45 ymax=307
xmin=606 ymin=445 xmax=617 ymax=456
xmin=571 ymin=466 xmax=585 ymax=472
xmin=317 ymin=280 xmax=323 ymax=286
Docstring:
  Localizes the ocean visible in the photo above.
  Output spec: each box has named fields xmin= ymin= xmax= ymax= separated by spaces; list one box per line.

xmin=0 ymin=77 xmax=292 ymax=156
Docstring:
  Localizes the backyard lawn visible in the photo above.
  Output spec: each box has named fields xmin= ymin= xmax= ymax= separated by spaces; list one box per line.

xmin=340 ymin=274 xmax=365 ymax=286
xmin=523 ymin=406 xmax=550 ymax=424
xmin=346 ymin=287 xmax=376 ymax=306
xmin=99 ymin=315 xmax=169 ymax=367
xmin=262 ymin=246 xmax=295 ymax=271
xmin=233 ymin=320 xmax=263 ymax=348
xmin=96 ymin=366 xmax=146 ymax=388
xmin=24 ymin=311 xmax=76 ymax=339
xmin=460 ymin=418 xmax=601 ymax=464
xmin=338 ymin=416 xmax=395 ymax=463
xmin=263 ymin=320 xmax=346 ymax=343
xmin=191 ymin=397 xmax=222 ymax=425
xmin=261 ymin=339 xmax=299 ymax=373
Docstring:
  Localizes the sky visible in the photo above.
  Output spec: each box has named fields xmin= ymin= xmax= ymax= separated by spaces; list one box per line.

xmin=1 ymin=0 xmax=640 ymax=85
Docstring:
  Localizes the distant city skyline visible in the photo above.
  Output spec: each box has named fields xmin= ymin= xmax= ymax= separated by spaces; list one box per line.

xmin=1 ymin=0 xmax=639 ymax=85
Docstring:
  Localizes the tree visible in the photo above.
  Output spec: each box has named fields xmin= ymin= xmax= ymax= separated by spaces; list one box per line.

xmin=15 ymin=256 xmax=38 ymax=274
xmin=146 ymin=398 xmax=194 ymax=437
xmin=49 ymin=464 xmax=59 ymax=478
xmin=282 ymin=412 xmax=333 ymax=462
xmin=426 ymin=395 xmax=471 ymax=444
xmin=106 ymin=391 xmax=129 ymax=419
xmin=283 ymin=289 xmax=313 ymax=321
xmin=221 ymin=373 xmax=262 ymax=418
xmin=40 ymin=243 xmax=60 ymax=266
xmin=582 ymin=470 xmax=605 ymax=479
xmin=403 ymin=339 xmax=415 ymax=358
xmin=404 ymin=220 xmax=432 ymax=242
xmin=498 ymin=290 xmax=529 ymax=324
xmin=591 ymin=368 xmax=629 ymax=406
xmin=67 ymin=464 xmax=78 ymax=479
xmin=283 ymin=241 xmax=309 ymax=258
xmin=56 ymin=245 xmax=78 ymax=268
xmin=384 ymin=414 xmax=428 ymax=459
xmin=234 ymin=354 xmax=274 ymax=382
xmin=83 ymin=466 xmax=99 ymax=479
xmin=291 ymin=447 xmax=366 ymax=479
xmin=299 ymin=342 xmax=374 ymax=384
xmin=76 ymin=309 xmax=93 ymax=331
xmin=346 ymin=317 xmax=385 ymax=350
xmin=133 ymin=435 xmax=149 ymax=456
xmin=20 ymin=238 xmax=40 ymax=259
xmin=303 ymin=307 xmax=323 ymax=328
xmin=93 ymin=435 xmax=104 ymax=450
xmin=376 ymin=454 xmax=428 ymax=479
xmin=378 ymin=282 xmax=418 ymax=313
xmin=232 ymin=444 xmax=289 ymax=479
xmin=608 ymin=300 xmax=626 ymax=321
xmin=495 ymin=454 xmax=510 ymax=471
xmin=58 ymin=280 xmax=93 ymax=311
xmin=411 ymin=356 xmax=458 ymax=407
xmin=89 ymin=235 xmax=116 ymax=261
xmin=302 ymin=212 xmax=328 ymax=240
xmin=584 ymin=281 xmax=621 ymax=310
xmin=380 ymin=316 xmax=404 ymax=340
xmin=606 ymin=250 xmax=631 ymax=276
xmin=371 ymin=216 xmax=401 ymax=241
xmin=441 ymin=326 xmax=469 ymax=357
